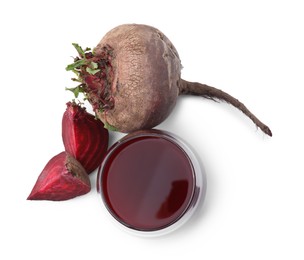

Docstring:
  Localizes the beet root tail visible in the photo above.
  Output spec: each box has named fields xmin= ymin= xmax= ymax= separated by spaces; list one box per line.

xmin=179 ymin=79 xmax=272 ymax=136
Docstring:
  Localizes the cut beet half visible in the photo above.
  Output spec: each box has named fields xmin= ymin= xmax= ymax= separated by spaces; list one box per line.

xmin=97 ymin=130 xmax=205 ymax=236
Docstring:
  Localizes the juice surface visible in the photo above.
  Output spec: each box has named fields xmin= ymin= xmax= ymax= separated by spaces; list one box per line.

xmin=101 ymin=136 xmax=195 ymax=231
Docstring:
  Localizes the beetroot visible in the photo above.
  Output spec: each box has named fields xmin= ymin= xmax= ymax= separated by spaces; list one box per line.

xmin=27 ymin=152 xmax=90 ymax=201
xmin=66 ymin=24 xmax=272 ymax=136
xmin=62 ymin=101 xmax=109 ymax=174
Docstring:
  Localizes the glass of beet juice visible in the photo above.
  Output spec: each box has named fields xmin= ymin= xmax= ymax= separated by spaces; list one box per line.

xmin=97 ymin=129 xmax=205 ymax=236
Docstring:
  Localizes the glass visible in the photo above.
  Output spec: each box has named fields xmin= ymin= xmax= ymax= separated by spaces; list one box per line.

xmin=97 ymin=129 xmax=205 ymax=236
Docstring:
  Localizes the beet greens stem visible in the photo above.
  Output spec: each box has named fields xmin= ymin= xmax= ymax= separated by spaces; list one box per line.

xmin=179 ymin=79 xmax=272 ymax=136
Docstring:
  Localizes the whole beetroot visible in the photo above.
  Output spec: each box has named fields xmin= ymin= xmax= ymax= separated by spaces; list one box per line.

xmin=66 ymin=24 xmax=272 ymax=136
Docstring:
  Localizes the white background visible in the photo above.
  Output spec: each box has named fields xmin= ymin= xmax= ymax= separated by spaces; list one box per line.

xmin=1 ymin=0 xmax=303 ymax=259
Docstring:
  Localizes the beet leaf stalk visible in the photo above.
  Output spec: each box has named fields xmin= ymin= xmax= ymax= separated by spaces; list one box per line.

xmin=179 ymin=79 xmax=272 ymax=136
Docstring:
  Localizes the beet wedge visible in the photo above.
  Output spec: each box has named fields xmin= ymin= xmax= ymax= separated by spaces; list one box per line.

xmin=27 ymin=152 xmax=90 ymax=201
xmin=62 ymin=102 xmax=109 ymax=174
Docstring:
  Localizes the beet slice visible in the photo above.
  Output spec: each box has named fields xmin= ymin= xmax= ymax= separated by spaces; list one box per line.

xmin=27 ymin=152 xmax=90 ymax=201
xmin=62 ymin=102 xmax=109 ymax=174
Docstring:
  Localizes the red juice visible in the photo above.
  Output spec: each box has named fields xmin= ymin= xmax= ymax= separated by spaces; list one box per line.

xmin=98 ymin=131 xmax=199 ymax=232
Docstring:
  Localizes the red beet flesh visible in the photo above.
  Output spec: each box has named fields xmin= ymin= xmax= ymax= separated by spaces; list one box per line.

xmin=27 ymin=152 xmax=90 ymax=201
xmin=62 ymin=102 xmax=109 ymax=174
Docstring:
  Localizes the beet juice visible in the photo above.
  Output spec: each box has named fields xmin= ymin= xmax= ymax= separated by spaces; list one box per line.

xmin=97 ymin=130 xmax=204 ymax=236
